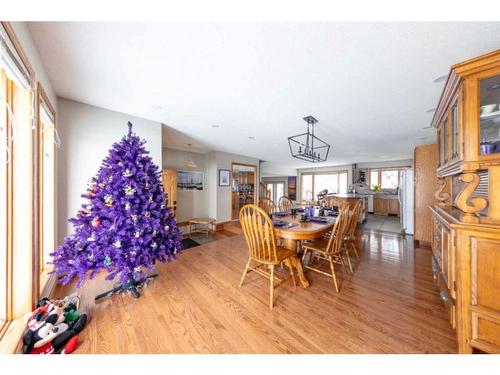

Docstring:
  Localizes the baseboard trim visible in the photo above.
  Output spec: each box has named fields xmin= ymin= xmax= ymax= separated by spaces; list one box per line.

xmin=415 ymin=239 xmax=432 ymax=249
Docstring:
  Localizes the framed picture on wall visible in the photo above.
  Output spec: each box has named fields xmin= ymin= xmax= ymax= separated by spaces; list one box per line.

xmin=177 ymin=170 xmax=204 ymax=191
xmin=288 ymin=176 xmax=297 ymax=200
xmin=219 ymin=169 xmax=230 ymax=186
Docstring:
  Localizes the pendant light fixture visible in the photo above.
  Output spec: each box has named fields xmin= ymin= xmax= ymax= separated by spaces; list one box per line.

xmin=184 ymin=143 xmax=197 ymax=169
xmin=288 ymin=116 xmax=330 ymax=163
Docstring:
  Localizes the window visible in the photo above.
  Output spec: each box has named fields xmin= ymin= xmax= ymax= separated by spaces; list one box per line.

xmin=0 ymin=68 xmax=8 ymax=330
xmin=313 ymin=173 xmax=338 ymax=198
xmin=301 ymin=174 xmax=313 ymax=202
xmin=38 ymin=84 xmax=56 ymax=295
xmin=370 ymin=170 xmax=379 ymax=189
xmin=0 ymin=62 xmax=34 ymax=328
xmin=369 ymin=168 xmax=404 ymax=190
xmin=381 ymin=170 xmax=399 ymax=189
xmin=0 ymin=23 xmax=57 ymax=349
xmin=301 ymin=171 xmax=348 ymax=202
xmin=266 ymin=182 xmax=285 ymax=203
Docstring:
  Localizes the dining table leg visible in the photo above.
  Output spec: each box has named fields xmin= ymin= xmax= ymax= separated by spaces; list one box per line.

xmin=282 ymin=238 xmax=309 ymax=288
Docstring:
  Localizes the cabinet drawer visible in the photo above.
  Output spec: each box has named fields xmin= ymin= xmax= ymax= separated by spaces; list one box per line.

xmin=470 ymin=309 xmax=500 ymax=353
xmin=468 ymin=236 xmax=500 ymax=353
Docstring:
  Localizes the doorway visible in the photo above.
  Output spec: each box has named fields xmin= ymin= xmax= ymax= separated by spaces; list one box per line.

xmin=266 ymin=182 xmax=285 ymax=203
xmin=231 ymin=163 xmax=257 ymax=220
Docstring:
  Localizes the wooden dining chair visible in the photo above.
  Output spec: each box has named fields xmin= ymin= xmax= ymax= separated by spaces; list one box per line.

xmin=239 ymin=204 xmax=297 ymax=309
xmin=343 ymin=199 xmax=362 ymax=271
xmin=258 ymin=197 xmax=278 ymax=215
xmin=278 ymin=196 xmax=294 ymax=212
xmin=301 ymin=208 xmax=349 ymax=292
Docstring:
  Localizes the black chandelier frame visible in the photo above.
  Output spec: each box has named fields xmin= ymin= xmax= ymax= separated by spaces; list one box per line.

xmin=288 ymin=116 xmax=330 ymax=163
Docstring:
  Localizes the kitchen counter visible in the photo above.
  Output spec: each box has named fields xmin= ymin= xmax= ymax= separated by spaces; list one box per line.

xmin=372 ymin=194 xmax=399 ymax=199
xmin=326 ymin=194 xmax=368 ymax=223
xmin=329 ymin=193 xmax=370 ymax=199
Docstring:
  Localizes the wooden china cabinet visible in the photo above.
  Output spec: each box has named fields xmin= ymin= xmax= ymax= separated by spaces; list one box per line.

xmin=430 ymin=50 xmax=500 ymax=354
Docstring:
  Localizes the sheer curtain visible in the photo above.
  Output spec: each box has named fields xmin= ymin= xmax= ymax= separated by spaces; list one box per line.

xmin=0 ymin=69 xmax=7 ymax=326
xmin=39 ymin=102 xmax=55 ymax=293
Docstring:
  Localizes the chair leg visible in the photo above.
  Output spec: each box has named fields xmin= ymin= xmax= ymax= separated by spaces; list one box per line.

xmin=301 ymin=248 xmax=309 ymax=264
xmin=287 ymin=261 xmax=297 ymax=290
xmin=239 ymin=258 xmax=251 ymax=287
xmin=344 ymin=244 xmax=354 ymax=273
xmin=351 ymin=241 xmax=360 ymax=260
xmin=269 ymin=265 xmax=275 ymax=309
xmin=328 ymin=255 xmax=340 ymax=292
xmin=339 ymin=253 xmax=348 ymax=275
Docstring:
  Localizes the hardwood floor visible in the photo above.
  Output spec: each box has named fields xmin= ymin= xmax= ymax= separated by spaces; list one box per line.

xmin=51 ymin=224 xmax=457 ymax=353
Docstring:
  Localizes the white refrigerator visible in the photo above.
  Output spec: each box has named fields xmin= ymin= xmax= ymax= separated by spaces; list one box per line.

xmin=398 ymin=169 xmax=414 ymax=235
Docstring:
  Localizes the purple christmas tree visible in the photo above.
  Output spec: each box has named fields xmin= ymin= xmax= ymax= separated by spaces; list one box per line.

xmin=50 ymin=122 xmax=182 ymax=298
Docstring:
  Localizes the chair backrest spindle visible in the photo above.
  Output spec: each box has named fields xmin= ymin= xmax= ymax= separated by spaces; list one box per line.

xmin=278 ymin=196 xmax=294 ymax=212
xmin=240 ymin=204 xmax=278 ymax=263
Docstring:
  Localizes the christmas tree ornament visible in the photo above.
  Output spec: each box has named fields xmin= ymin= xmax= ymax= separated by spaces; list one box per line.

xmin=124 ymin=185 xmax=136 ymax=196
xmin=103 ymin=255 xmax=112 ymax=266
xmin=91 ymin=217 xmax=101 ymax=228
xmin=50 ymin=122 xmax=182 ymax=301
xmin=104 ymin=194 xmax=113 ymax=207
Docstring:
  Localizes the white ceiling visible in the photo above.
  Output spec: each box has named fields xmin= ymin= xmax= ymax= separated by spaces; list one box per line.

xmin=29 ymin=22 xmax=500 ymax=167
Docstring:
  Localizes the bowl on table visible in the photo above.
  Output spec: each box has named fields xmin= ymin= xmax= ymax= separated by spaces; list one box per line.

xmin=480 ymin=141 xmax=496 ymax=155
xmin=481 ymin=104 xmax=497 ymax=115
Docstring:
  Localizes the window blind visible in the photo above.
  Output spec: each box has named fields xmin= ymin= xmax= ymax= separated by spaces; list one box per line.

xmin=0 ymin=24 xmax=31 ymax=90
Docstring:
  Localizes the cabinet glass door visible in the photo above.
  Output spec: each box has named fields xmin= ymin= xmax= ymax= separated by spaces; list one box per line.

xmin=443 ymin=116 xmax=449 ymax=164
xmin=452 ymin=99 xmax=459 ymax=159
xmin=437 ymin=128 xmax=442 ymax=166
xmin=479 ymin=74 xmax=500 ymax=155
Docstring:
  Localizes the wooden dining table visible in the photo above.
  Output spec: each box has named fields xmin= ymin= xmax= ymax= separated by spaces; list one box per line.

xmin=273 ymin=213 xmax=337 ymax=288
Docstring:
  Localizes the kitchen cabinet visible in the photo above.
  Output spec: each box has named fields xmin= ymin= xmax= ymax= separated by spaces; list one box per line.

xmin=373 ymin=197 xmax=387 ymax=214
xmin=373 ymin=196 xmax=399 ymax=216
xmin=388 ymin=199 xmax=400 ymax=215
xmin=433 ymin=50 xmax=500 ymax=177
xmin=414 ymin=144 xmax=438 ymax=246
xmin=430 ymin=50 xmax=500 ymax=354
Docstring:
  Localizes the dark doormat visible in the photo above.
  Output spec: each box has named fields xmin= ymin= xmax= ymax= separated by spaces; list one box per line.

xmin=181 ymin=238 xmax=201 ymax=250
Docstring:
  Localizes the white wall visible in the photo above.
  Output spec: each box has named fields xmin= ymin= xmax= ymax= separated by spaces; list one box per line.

xmin=260 ymin=162 xmax=297 ymax=178
xmin=162 ymin=147 xmax=208 ymax=222
xmin=57 ymin=98 xmax=162 ymax=243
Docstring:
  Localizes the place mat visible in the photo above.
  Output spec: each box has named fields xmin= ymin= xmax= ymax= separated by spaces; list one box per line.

xmin=272 ymin=219 xmax=287 ymax=227
xmin=309 ymin=216 xmax=330 ymax=223
xmin=273 ymin=211 xmax=289 ymax=216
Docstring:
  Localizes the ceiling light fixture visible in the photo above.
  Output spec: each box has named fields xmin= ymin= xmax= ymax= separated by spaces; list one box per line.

xmin=152 ymin=105 xmax=163 ymax=110
xmin=288 ymin=116 xmax=330 ymax=163
xmin=184 ymin=143 xmax=197 ymax=169
xmin=211 ymin=124 xmax=220 ymax=128
xmin=248 ymin=136 xmax=255 ymax=140
xmin=426 ymin=108 xmax=437 ymax=113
